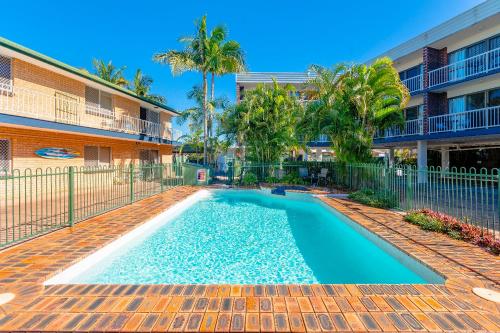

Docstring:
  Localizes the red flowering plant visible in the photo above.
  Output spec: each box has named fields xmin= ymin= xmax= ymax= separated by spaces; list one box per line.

xmin=405 ymin=209 xmax=499 ymax=255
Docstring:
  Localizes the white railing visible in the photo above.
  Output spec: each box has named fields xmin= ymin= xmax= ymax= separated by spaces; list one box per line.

xmin=402 ymin=74 xmax=423 ymax=93
xmin=428 ymin=106 xmax=500 ymax=133
xmin=428 ymin=47 xmax=500 ymax=88
xmin=375 ymin=119 xmax=423 ymax=138
xmin=0 ymin=86 xmax=166 ymax=139
xmin=162 ymin=127 xmax=184 ymax=142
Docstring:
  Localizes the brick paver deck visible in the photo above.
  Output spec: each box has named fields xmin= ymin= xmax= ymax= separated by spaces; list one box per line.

xmin=0 ymin=186 xmax=498 ymax=332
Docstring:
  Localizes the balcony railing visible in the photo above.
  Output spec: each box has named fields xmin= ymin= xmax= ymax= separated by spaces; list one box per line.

xmin=428 ymin=47 xmax=500 ymax=88
xmin=375 ymin=119 xmax=423 ymax=138
xmin=428 ymin=106 xmax=500 ymax=133
xmin=0 ymin=86 xmax=170 ymax=140
xmin=162 ymin=127 xmax=184 ymax=142
xmin=402 ymin=74 xmax=423 ymax=93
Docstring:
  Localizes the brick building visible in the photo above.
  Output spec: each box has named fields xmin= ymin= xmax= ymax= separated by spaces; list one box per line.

xmin=0 ymin=37 xmax=180 ymax=173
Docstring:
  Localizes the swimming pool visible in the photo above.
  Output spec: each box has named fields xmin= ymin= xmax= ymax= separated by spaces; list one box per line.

xmin=46 ymin=189 xmax=444 ymax=285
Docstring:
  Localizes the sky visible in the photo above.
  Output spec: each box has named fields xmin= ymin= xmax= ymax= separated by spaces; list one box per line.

xmin=1 ymin=0 xmax=486 ymax=133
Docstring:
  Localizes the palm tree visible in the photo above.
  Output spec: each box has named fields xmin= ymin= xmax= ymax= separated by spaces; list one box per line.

xmin=219 ymin=79 xmax=303 ymax=163
xmin=130 ymin=69 xmax=166 ymax=104
xmin=305 ymin=57 xmax=409 ymax=162
xmin=153 ymin=15 xmax=210 ymax=164
xmin=153 ymin=15 xmax=244 ymax=165
xmin=92 ymin=59 xmax=128 ymax=87
xmin=177 ymin=86 xmax=228 ymax=162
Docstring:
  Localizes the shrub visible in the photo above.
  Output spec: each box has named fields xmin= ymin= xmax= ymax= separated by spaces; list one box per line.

xmin=264 ymin=176 xmax=280 ymax=184
xmin=241 ymin=172 xmax=258 ymax=186
xmin=281 ymin=173 xmax=306 ymax=185
xmin=348 ymin=189 xmax=398 ymax=209
xmin=404 ymin=209 xmax=498 ymax=256
xmin=404 ymin=212 xmax=446 ymax=232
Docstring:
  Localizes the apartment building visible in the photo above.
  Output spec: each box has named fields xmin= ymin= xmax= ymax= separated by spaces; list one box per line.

xmin=235 ymin=72 xmax=336 ymax=161
xmin=236 ymin=0 xmax=500 ymax=168
xmin=373 ymin=0 xmax=500 ymax=171
xmin=0 ymin=37 xmax=181 ymax=173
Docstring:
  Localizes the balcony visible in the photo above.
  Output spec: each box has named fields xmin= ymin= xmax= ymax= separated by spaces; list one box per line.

xmin=0 ymin=86 xmax=177 ymax=141
xmin=402 ymin=74 xmax=423 ymax=94
xmin=375 ymin=119 xmax=423 ymax=139
xmin=428 ymin=106 xmax=500 ymax=133
xmin=428 ymin=47 xmax=500 ymax=88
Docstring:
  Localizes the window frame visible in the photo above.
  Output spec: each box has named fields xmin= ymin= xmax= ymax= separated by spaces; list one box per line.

xmin=0 ymin=55 xmax=13 ymax=93
xmin=84 ymin=145 xmax=112 ymax=167
xmin=448 ymin=33 xmax=500 ymax=61
xmin=85 ymin=86 xmax=115 ymax=118
xmin=0 ymin=138 xmax=12 ymax=175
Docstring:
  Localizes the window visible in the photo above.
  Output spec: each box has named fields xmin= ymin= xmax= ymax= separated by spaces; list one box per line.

xmin=139 ymin=149 xmax=159 ymax=164
xmin=399 ymin=65 xmax=422 ymax=80
xmin=85 ymin=87 xmax=113 ymax=117
xmin=488 ymin=88 xmax=500 ymax=107
xmin=84 ymin=146 xmax=111 ymax=167
xmin=0 ymin=55 xmax=12 ymax=92
xmin=404 ymin=106 xmax=423 ymax=121
xmin=466 ymin=92 xmax=485 ymax=111
xmin=0 ymin=139 xmax=11 ymax=174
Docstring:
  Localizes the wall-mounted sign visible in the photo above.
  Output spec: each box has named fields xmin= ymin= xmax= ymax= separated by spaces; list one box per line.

xmin=197 ymin=169 xmax=206 ymax=183
xmin=35 ymin=148 xmax=80 ymax=159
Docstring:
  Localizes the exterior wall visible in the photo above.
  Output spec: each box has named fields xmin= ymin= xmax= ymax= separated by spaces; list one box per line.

xmin=446 ymin=75 xmax=500 ymax=98
xmin=0 ymin=126 xmax=172 ymax=171
xmin=113 ymin=95 xmax=140 ymax=118
xmin=444 ymin=25 xmax=499 ymax=53
xmin=12 ymin=58 xmax=85 ymax=100
xmin=160 ymin=112 xmax=172 ymax=139
xmin=407 ymin=95 xmax=424 ymax=108
xmin=392 ymin=52 xmax=422 ymax=72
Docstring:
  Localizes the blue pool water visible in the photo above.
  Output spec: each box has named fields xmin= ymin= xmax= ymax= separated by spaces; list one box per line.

xmin=61 ymin=190 xmax=443 ymax=284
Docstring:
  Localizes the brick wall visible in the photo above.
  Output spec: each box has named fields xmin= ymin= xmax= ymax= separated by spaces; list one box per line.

xmin=0 ymin=126 xmax=173 ymax=171
xmin=9 ymin=58 xmax=171 ymax=135
xmin=422 ymin=47 xmax=449 ymax=133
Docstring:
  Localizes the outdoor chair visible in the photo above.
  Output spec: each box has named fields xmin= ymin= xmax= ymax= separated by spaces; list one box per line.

xmin=317 ymin=168 xmax=328 ymax=186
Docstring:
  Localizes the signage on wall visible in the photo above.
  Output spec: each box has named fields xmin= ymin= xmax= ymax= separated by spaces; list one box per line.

xmin=197 ymin=169 xmax=206 ymax=183
xmin=35 ymin=148 xmax=80 ymax=159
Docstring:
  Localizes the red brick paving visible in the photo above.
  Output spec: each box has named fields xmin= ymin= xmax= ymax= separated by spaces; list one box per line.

xmin=0 ymin=186 xmax=498 ymax=332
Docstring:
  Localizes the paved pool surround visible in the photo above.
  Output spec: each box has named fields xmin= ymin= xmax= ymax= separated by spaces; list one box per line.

xmin=0 ymin=186 xmax=498 ymax=332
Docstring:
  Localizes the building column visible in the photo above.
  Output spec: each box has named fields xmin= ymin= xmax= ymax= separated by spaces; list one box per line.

xmin=441 ymin=147 xmax=449 ymax=170
xmin=388 ymin=148 xmax=395 ymax=167
xmin=417 ymin=140 xmax=428 ymax=183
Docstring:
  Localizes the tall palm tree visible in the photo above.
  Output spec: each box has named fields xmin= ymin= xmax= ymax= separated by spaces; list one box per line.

xmin=92 ymin=59 xmax=128 ymax=87
xmin=130 ymin=69 xmax=166 ymax=104
xmin=153 ymin=15 xmax=210 ymax=164
xmin=153 ymin=15 xmax=244 ymax=165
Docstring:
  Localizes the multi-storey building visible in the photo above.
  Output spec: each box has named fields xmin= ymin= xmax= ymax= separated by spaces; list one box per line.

xmin=0 ymin=37 xmax=181 ymax=173
xmin=373 ymin=0 xmax=500 ymax=171
xmin=236 ymin=0 xmax=500 ymax=168
xmin=235 ymin=72 xmax=336 ymax=161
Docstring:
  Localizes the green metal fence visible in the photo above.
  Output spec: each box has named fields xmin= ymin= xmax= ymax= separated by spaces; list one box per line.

xmin=230 ymin=161 xmax=499 ymax=239
xmin=0 ymin=163 xmax=187 ymax=248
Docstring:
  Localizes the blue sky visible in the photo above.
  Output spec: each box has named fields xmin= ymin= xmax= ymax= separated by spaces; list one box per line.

xmin=2 ymin=0 xmax=485 ymax=132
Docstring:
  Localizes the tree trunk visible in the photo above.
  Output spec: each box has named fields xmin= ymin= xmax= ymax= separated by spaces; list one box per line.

xmin=203 ymin=71 xmax=208 ymax=165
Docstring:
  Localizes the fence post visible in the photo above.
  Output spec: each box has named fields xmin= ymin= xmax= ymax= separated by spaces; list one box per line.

xmin=68 ymin=166 xmax=75 ymax=227
xmin=348 ymin=165 xmax=352 ymax=189
xmin=406 ymin=165 xmax=413 ymax=211
xmin=129 ymin=163 xmax=135 ymax=203
xmin=160 ymin=164 xmax=164 ymax=192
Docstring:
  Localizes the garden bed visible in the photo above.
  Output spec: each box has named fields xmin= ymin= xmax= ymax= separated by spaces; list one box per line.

xmin=405 ymin=209 xmax=499 ymax=255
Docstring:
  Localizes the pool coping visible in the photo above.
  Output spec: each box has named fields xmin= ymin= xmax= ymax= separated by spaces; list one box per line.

xmin=0 ymin=185 xmax=498 ymax=332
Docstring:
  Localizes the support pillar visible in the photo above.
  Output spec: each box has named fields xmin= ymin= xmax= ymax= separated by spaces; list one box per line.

xmin=417 ymin=140 xmax=428 ymax=183
xmin=388 ymin=148 xmax=395 ymax=167
xmin=441 ymin=147 xmax=449 ymax=170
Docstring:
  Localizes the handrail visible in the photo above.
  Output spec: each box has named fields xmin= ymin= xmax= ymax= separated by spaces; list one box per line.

xmin=428 ymin=106 xmax=500 ymax=133
xmin=401 ymin=74 xmax=423 ymax=93
xmin=375 ymin=119 xmax=423 ymax=138
xmin=428 ymin=47 xmax=500 ymax=88
xmin=0 ymin=85 xmax=164 ymax=139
